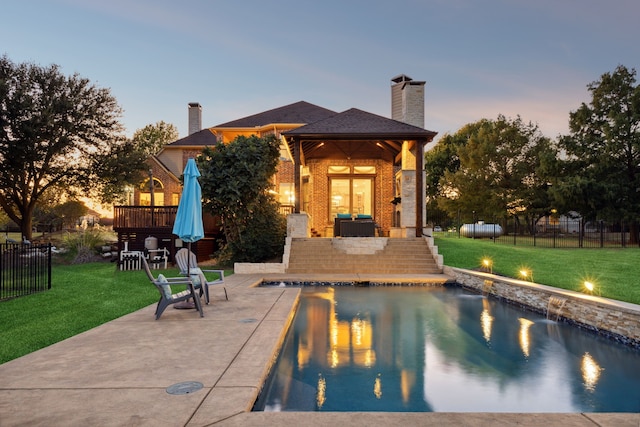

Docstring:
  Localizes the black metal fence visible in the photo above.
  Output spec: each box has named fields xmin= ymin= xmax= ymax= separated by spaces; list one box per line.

xmin=1 ymin=243 xmax=52 ymax=300
xmin=427 ymin=212 xmax=639 ymax=248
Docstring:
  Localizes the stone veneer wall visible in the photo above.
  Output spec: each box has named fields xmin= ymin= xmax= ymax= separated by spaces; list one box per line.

xmin=444 ymin=266 xmax=640 ymax=347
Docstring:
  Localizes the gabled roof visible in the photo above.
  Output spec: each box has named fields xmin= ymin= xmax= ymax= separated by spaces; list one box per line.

xmin=214 ymin=101 xmax=337 ymax=128
xmin=282 ymin=108 xmax=437 ymax=140
xmin=147 ymin=156 xmax=180 ymax=183
xmin=167 ymin=128 xmax=218 ymax=147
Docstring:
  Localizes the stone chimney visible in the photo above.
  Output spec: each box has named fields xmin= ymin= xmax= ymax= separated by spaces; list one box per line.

xmin=391 ymin=75 xmax=425 ymax=128
xmin=188 ymin=102 xmax=202 ymax=135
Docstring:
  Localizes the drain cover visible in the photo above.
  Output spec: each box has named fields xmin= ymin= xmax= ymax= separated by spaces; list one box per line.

xmin=239 ymin=318 xmax=258 ymax=323
xmin=166 ymin=381 xmax=203 ymax=395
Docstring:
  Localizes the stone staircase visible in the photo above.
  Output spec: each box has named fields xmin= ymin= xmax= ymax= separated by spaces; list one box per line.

xmin=286 ymin=237 xmax=441 ymax=274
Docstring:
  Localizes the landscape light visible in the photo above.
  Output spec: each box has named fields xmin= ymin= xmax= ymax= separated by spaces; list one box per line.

xmin=482 ymin=258 xmax=493 ymax=274
xmin=583 ymin=280 xmax=595 ymax=294
xmin=519 ymin=269 xmax=533 ymax=282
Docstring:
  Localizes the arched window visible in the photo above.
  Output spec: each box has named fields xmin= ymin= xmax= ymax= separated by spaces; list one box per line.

xmin=139 ymin=178 xmax=165 ymax=206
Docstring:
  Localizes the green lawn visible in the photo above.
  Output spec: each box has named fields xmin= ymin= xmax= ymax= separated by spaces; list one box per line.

xmin=435 ymin=236 xmax=640 ymax=305
xmin=0 ymin=262 xmax=232 ymax=364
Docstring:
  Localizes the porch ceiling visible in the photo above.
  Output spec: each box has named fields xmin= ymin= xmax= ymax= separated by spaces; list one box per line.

xmin=282 ymin=108 xmax=436 ymax=163
xmin=299 ymin=138 xmax=402 ymax=160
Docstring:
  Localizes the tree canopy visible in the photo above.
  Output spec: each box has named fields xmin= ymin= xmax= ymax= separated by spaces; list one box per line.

xmin=428 ymin=115 xmax=556 ymax=224
xmin=131 ymin=121 xmax=178 ymax=156
xmin=0 ymin=56 xmax=148 ymax=239
xmin=554 ymin=65 xmax=640 ymax=223
xmin=198 ymin=135 xmax=286 ymax=264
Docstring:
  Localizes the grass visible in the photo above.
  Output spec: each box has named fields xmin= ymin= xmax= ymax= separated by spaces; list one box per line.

xmin=435 ymin=236 xmax=640 ymax=305
xmin=0 ymin=262 xmax=233 ymax=364
xmin=3 ymin=239 xmax=639 ymax=364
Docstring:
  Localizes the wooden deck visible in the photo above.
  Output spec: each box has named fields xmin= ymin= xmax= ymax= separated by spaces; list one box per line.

xmin=113 ymin=206 xmax=221 ymax=264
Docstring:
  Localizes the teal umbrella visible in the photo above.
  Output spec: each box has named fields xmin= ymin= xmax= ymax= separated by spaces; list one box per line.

xmin=172 ymin=158 xmax=204 ymax=243
xmin=172 ymin=158 xmax=204 ymax=313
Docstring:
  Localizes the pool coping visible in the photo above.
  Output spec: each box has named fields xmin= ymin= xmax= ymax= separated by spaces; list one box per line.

xmin=0 ymin=272 xmax=638 ymax=426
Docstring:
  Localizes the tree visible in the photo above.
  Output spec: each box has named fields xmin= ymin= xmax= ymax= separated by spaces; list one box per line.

xmin=424 ymin=122 xmax=482 ymax=223
xmin=434 ymin=116 xmax=556 ymax=226
xmin=555 ymin=65 xmax=640 ymax=241
xmin=131 ymin=121 xmax=178 ymax=156
xmin=54 ymin=200 xmax=88 ymax=229
xmin=0 ymin=55 xmax=148 ymax=239
xmin=198 ymin=135 xmax=286 ymax=264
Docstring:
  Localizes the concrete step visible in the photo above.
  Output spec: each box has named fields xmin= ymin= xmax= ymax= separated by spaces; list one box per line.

xmin=286 ymin=238 xmax=441 ymax=274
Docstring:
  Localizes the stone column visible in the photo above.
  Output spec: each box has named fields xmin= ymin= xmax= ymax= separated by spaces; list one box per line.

xmin=287 ymin=213 xmax=310 ymax=238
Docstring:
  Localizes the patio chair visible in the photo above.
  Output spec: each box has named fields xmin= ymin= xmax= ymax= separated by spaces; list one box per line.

xmin=174 ymin=248 xmax=228 ymax=304
xmin=140 ymin=254 xmax=203 ymax=320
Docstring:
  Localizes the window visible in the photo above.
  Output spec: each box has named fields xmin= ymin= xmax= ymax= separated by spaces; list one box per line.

xmin=354 ymin=166 xmax=376 ymax=174
xmin=328 ymin=165 xmax=351 ymax=174
xmin=330 ymin=178 xmax=373 ymax=217
xmin=140 ymin=178 xmax=164 ymax=206
xmin=279 ymin=183 xmax=294 ymax=205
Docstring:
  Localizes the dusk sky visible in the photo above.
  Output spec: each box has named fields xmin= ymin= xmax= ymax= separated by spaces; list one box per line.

xmin=3 ymin=0 xmax=639 ymax=142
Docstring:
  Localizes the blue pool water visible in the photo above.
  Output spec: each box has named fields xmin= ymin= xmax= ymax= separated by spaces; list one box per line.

xmin=253 ymin=285 xmax=640 ymax=412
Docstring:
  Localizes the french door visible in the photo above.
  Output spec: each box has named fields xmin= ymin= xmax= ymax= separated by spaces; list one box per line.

xmin=330 ymin=178 xmax=373 ymax=217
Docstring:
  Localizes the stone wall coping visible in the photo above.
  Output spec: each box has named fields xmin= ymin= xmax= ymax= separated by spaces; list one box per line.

xmin=445 ymin=266 xmax=640 ymax=317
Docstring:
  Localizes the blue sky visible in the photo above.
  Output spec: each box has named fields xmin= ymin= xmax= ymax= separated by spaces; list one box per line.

xmin=3 ymin=0 xmax=639 ymax=142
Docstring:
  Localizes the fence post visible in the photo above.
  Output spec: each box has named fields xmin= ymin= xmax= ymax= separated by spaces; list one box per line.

xmin=472 ymin=211 xmax=476 ymax=239
xmin=579 ymin=218 xmax=583 ymax=248
xmin=47 ymin=243 xmax=52 ymax=290
xmin=600 ymin=220 xmax=604 ymax=248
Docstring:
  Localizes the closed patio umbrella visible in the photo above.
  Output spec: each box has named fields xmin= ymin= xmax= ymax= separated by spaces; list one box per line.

xmin=172 ymin=158 xmax=204 ymax=313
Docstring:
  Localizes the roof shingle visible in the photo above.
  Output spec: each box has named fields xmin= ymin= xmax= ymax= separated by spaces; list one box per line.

xmin=214 ymin=101 xmax=337 ymax=127
xmin=168 ymin=128 xmax=218 ymax=147
xmin=283 ymin=108 xmax=437 ymax=139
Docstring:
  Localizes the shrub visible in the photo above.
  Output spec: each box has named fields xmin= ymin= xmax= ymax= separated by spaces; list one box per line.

xmin=60 ymin=226 xmax=110 ymax=264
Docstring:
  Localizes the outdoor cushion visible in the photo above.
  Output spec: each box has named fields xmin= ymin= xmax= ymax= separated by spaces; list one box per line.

xmin=189 ymin=268 xmax=203 ymax=287
xmin=156 ymin=274 xmax=172 ymax=299
xmin=357 ymin=214 xmax=372 ymax=219
xmin=337 ymin=213 xmax=352 ymax=219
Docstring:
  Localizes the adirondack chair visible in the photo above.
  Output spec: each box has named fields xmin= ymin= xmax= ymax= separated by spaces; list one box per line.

xmin=140 ymin=254 xmax=203 ymax=320
xmin=174 ymin=248 xmax=228 ymax=304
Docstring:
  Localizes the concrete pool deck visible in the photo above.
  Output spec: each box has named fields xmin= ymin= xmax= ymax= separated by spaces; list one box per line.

xmin=0 ymin=272 xmax=638 ymax=426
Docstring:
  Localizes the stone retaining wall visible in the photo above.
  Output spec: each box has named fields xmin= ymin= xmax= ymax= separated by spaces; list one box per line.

xmin=444 ymin=266 xmax=640 ymax=347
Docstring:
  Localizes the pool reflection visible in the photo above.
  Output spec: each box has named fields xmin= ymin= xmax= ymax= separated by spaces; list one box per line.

xmin=255 ymin=286 xmax=640 ymax=412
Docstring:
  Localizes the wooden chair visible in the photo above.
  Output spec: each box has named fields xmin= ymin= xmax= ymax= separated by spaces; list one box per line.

xmin=140 ymin=255 xmax=203 ymax=320
xmin=174 ymin=248 xmax=228 ymax=304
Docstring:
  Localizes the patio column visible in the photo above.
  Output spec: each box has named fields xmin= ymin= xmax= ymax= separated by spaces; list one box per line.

xmin=292 ymin=138 xmax=302 ymax=214
xmin=415 ymin=138 xmax=425 ymax=237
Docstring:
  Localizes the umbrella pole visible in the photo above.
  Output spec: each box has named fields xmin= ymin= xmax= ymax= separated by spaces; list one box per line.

xmin=187 ymin=242 xmax=203 ymax=316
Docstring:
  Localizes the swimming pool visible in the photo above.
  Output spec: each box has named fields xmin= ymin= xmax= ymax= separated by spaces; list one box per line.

xmin=253 ymin=285 xmax=640 ymax=412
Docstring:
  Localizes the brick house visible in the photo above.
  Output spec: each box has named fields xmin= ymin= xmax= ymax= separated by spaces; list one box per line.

xmin=115 ymin=75 xmax=437 ymax=260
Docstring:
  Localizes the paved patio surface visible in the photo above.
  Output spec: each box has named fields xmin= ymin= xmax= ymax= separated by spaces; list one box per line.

xmin=0 ymin=272 xmax=638 ymax=426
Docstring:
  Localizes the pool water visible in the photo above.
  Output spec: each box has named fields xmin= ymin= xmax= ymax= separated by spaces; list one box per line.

xmin=253 ymin=285 xmax=640 ymax=412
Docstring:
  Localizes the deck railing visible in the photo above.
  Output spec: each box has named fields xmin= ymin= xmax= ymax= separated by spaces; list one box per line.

xmin=279 ymin=204 xmax=295 ymax=215
xmin=113 ymin=206 xmax=178 ymax=231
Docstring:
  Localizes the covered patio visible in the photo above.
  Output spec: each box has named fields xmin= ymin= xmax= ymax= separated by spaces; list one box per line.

xmin=282 ymin=108 xmax=437 ymax=238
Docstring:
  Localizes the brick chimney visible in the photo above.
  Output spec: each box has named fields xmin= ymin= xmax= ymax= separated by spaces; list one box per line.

xmin=188 ymin=102 xmax=202 ymax=135
xmin=391 ymin=75 xmax=425 ymax=128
